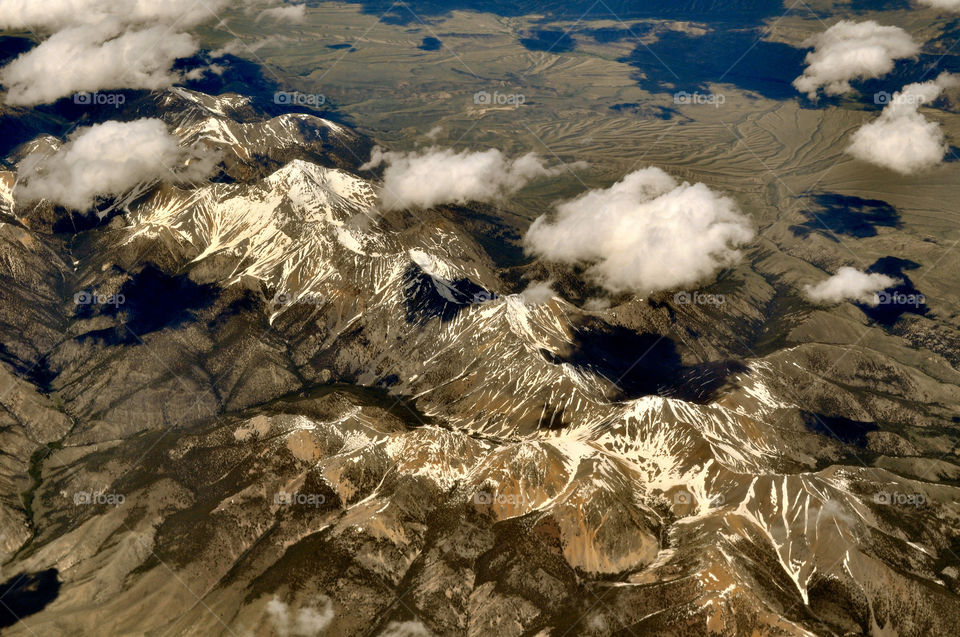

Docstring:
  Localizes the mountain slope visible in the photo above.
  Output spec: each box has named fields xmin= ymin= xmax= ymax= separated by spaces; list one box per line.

xmin=0 ymin=86 xmax=957 ymax=636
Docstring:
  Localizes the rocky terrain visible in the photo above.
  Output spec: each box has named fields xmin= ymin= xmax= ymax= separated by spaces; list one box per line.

xmin=0 ymin=83 xmax=958 ymax=637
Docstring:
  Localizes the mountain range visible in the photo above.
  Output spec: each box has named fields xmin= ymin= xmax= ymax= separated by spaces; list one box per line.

xmin=0 ymin=81 xmax=959 ymax=636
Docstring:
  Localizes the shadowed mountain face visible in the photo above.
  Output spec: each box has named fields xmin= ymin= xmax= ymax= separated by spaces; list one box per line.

xmin=0 ymin=80 xmax=959 ymax=637
xmin=561 ymin=319 xmax=748 ymax=403
xmin=76 ymin=265 xmax=220 ymax=345
xmin=402 ymin=264 xmax=491 ymax=324
xmin=802 ymin=412 xmax=879 ymax=447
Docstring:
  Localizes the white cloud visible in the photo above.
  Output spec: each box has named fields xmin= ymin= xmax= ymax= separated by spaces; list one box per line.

xmin=520 ymin=280 xmax=555 ymax=304
xmin=793 ymin=21 xmax=918 ymax=99
xmin=846 ymin=73 xmax=957 ymax=174
xmin=0 ymin=0 xmax=226 ymax=30
xmin=15 ymin=119 xmax=214 ymax=211
xmin=266 ymin=596 xmax=334 ymax=637
xmin=379 ymin=621 xmax=434 ymax=637
xmin=803 ymin=267 xmax=900 ymax=306
xmin=360 ymin=146 xmax=574 ymax=210
xmin=0 ymin=1 xmax=304 ymax=105
xmin=1 ymin=23 xmax=198 ymax=106
xmin=917 ymin=0 xmax=960 ymax=10
xmin=524 ymin=167 xmax=753 ymax=295
xmin=259 ymin=4 xmax=307 ymax=23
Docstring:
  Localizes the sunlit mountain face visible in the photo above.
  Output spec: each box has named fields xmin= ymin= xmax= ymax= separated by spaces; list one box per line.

xmin=1 ymin=1 xmax=960 ymax=636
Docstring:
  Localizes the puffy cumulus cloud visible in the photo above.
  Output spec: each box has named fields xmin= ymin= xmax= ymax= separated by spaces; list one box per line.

xmin=259 ymin=4 xmax=308 ymax=23
xmin=1 ymin=24 xmax=198 ymax=106
xmin=846 ymin=73 xmax=957 ymax=174
xmin=0 ymin=0 xmax=227 ymax=30
xmin=524 ymin=167 xmax=753 ymax=295
xmin=803 ymin=267 xmax=900 ymax=305
xmin=793 ymin=21 xmax=918 ymax=99
xmin=360 ymin=146 xmax=574 ymax=210
xmin=266 ymin=596 xmax=334 ymax=637
xmin=0 ymin=0 xmax=307 ymax=33
xmin=0 ymin=0 xmax=228 ymax=105
xmin=15 ymin=119 xmax=214 ymax=211
xmin=0 ymin=1 xmax=296 ymax=105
